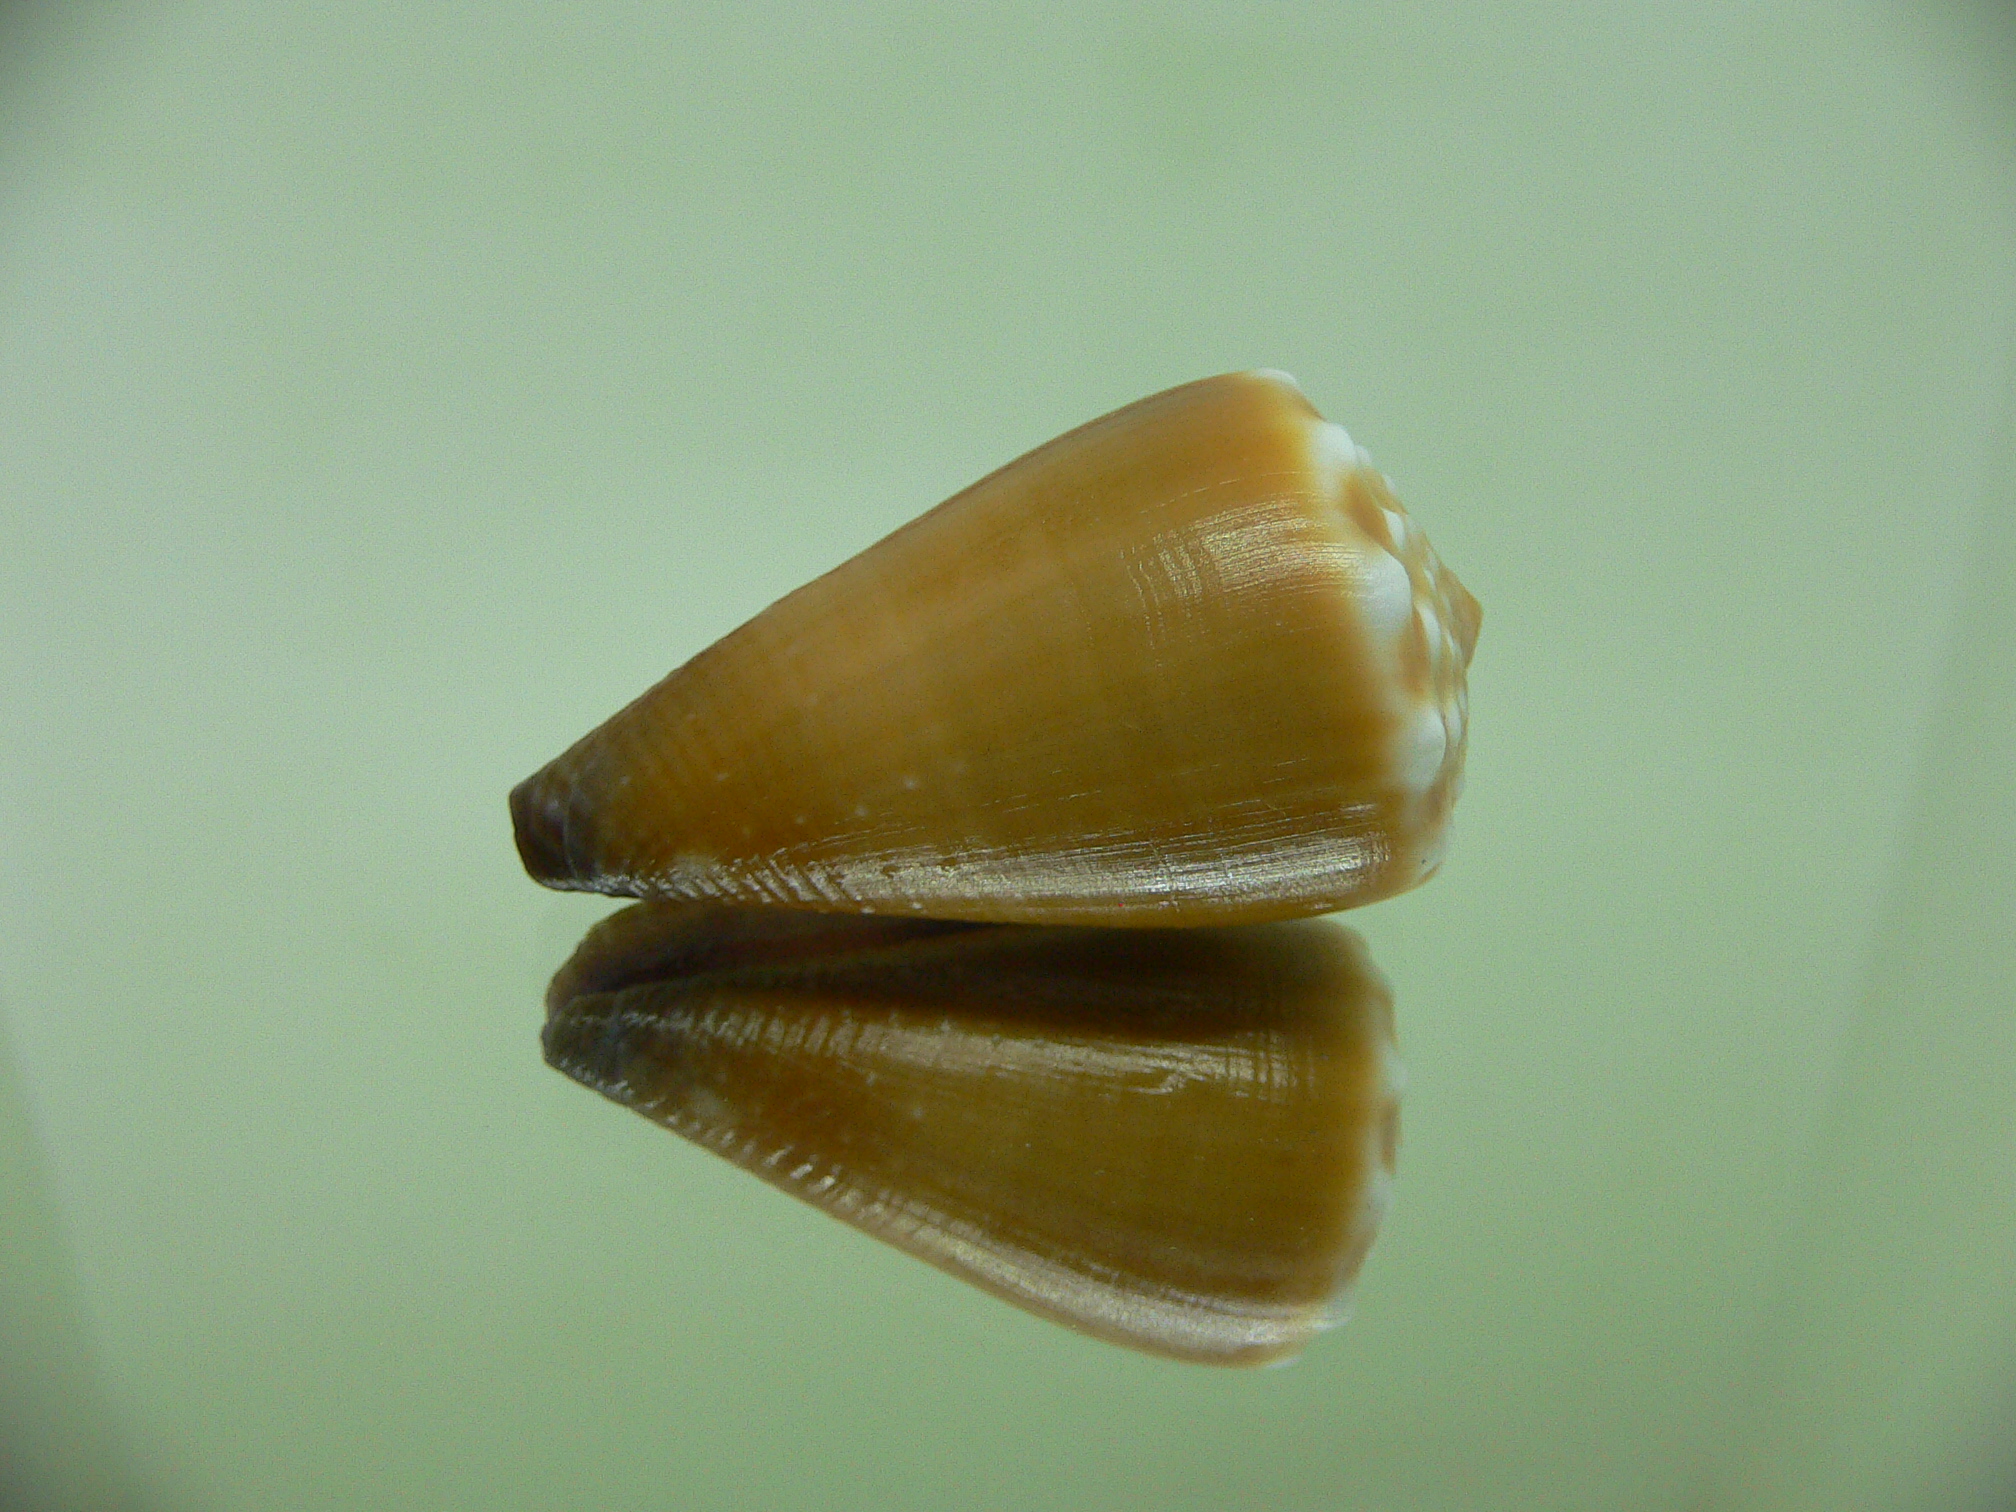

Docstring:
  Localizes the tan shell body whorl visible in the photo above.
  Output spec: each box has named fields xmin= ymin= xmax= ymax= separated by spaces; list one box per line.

xmin=544 ymin=902 xmax=1402 ymax=1366
xmin=513 ymin=371 xmax=1479 ymax=926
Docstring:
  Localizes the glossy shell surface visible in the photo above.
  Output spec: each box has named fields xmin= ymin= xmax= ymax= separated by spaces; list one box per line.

xmin=513 ymin=371 xmax=1478 ymax=926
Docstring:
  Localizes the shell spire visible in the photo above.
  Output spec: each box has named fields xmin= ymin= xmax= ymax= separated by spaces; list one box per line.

xmin=512 ymin=371 xmax=1478 ymax=926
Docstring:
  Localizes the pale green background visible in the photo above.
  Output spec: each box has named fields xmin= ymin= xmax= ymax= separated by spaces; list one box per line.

xmin=3 ymin=3 xmax=2013 ymax=1509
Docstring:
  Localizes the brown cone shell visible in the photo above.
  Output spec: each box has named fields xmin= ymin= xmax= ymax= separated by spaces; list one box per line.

xmin=513 ymin=371 xmax=1478 ymax=926
xmin=544 ymin=902 xmax=1402 ymax=1365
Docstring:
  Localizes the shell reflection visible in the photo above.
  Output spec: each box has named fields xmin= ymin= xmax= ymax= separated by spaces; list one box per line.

xmin=545 ymin=903 xmax=1402 ymax=1365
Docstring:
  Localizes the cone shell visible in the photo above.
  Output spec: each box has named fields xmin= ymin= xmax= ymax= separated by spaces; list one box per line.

xmin=544 ymin=902 xmax=1402 ymax=1365
xmin=513 ymin=371 xmax=1479 ymax=926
